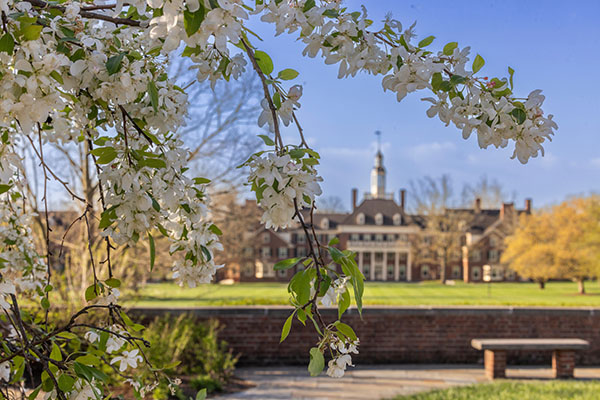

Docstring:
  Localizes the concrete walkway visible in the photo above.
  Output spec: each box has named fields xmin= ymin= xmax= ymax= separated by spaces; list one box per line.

xmin=214 ymin=365 xmax=600 ymax=400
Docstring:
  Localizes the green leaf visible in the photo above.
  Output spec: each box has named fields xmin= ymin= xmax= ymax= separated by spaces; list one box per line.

xmin=75 ymin=354 xmax=100 ymax=366
xmin=94 ymin=147 xmax=117 ymax=165
xmin=196 ymin=389 xmax=207 ymax=400
xmin=50 ymin=342 xmax=62 ymax=362
xmin=510 ymin=107 xmax=527 ymax=125
xmin=274 ymin=257 xmax=301 ymax=271
xmin=58 ymin=374 xmax=75 ymax=392
xmin=472 ymin=54 xmax=485 ymax=74
xmin=443 ymin=41 xmax=458 ymax=56
xmin=328 ymin=237 xmax=339 ymax=246
xmin=139 ymin=157 xmax=166 ymax=168
xmin=254 ymin=50 xmax=273 ymax=75
xmin=84 ymin=284 xmax=99 ymax=302
xmin=303 ymin=0 xmax=315 ymax=12
xmin=418 ymin=35 xmax=435 ymax=48
xmin=0 ymin=33 xmax=15 ymax=54
xmin=183 ymin=5 xmax=206 ymax=37
xmin=148 ymin=232 xmax=155 ymax=271
xmin=41 ymin=297 xmax=50 ymax=309
xmin=308 ymin=347 xmax=324 ymax=376
xmin=73 ymin=362 xmax=108 ymax=382
xmin=208 ymin=224 xmax=223 ymax=235
xmin=508 ymin=66 xmax=515 ymax=90
xmin=431 ymin=72 xmax=443 ymax=92
xmin=277 ymin=68 xmax=299 ymax=80
xmin=194 ymin=177 xmax=211 ymax=184
xmin=105 ymin=278 xmax=121 ymax=288
xmin=106 ymin=53 xmax=125 ymax=75
xmin=280 ymin=311 xmax=295 ymax=343
xmin=338 ymin=290 xmax=350 ymax=319
xmin=147 ymin=81 xmax=159 ymax=112
xmin=273 ymin=91 xmax=281 ymax=109
xmin=336 ymin=322 xmax=357 ymax=341
xmin=450 ymin=75 xmax=467 ymax=86
xmin=258 ymin=134 xmax=275 ymax=146
xmin=0 ymin=184 xmax=12 ymax=195
xmin=50 ymin=70 xmax=64 ymax=84
xmin=22 ymin=25 xmax=43 ymax=41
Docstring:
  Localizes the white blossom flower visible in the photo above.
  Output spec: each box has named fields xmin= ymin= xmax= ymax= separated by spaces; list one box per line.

xmin=111 ymin=349 xmax=143 ymax=372
xmin=0 ymin=361 xmax=10 ymax=382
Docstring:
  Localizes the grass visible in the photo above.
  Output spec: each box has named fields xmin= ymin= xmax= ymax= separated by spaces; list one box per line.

xmin=393 ymin=380 xmax=600 ymax=400
xmin=123 ymin=280 xmax=600 ymax=308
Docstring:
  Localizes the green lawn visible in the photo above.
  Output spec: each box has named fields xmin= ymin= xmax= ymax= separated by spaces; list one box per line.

xmin=123 ymin=280 xmax=600 ymax=308
xmin=393 ymin=380 xmax=600 ymax=400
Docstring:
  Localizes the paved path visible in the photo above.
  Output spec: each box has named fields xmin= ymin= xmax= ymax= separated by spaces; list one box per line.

xmin=214 ymin=364 xmax=600 ymax=400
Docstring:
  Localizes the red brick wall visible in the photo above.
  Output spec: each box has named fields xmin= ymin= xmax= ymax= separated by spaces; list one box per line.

xmin=131 ymin=307 xmax=600 ymax=366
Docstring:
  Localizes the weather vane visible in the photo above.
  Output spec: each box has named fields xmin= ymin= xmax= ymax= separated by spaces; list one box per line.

xmin=375 ymin=130 xmax=381 ymax=152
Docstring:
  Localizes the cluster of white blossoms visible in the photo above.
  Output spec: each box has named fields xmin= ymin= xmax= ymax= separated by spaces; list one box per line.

xmin=326 ymin=336 xmax=360 ymax=378
xmin=258 ymin=85 xmax=303 ymax=132
xmin=320 ymin=276 xmax=350 ymax=307
xmin=98 ymin=129 xmax=223 ymax=288
xmin=246 ymin=151 xmax=322 ymax=230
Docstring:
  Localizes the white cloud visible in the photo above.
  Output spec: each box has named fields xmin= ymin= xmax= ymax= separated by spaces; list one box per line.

xmin=590 ymin=158 xmax=600 ymax=168
xmin=405 ymin=141 xmax=456 ymax=162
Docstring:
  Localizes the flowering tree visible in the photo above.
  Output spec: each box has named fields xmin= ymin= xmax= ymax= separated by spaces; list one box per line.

xmin=0 ymin=0 xmax=557 ymax=397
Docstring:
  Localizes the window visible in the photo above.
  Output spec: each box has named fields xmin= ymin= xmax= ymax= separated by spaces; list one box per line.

xmin=399 ymin=265 xmax=406 ymax=279
xmin=421 ymin=265 xmax=430 ymax=279
xmin=387 ymin=265 xmax=395 ymax=279
xmin=489 ymin=236 xmax=498 ymax=247
xmin=262 ymin=233 xmax=270 ymax=244
xmin=363 ymin=265 xmax=371 ymax=278
xmin=375 ymin=213 xmax=384 ymax=226
xmin=452 ymin=265 xmax=461 ymax=279
xmin=363 ymin=234 xmax=371 ymax=242
xmin=398 ymin=234 xmax=408 ymax=242
xmin=375 ymin=234 xmax=383 ymax=242
xmin=471 ymin=266 xmax=482 ymax=281
xmin=506 ymin=268 xmax=516 ymax=280
xmin=350 ymin=233 xmax=359 ymax=241
xmin=488 ymin=250 xmax=499 ymax=262
xmin=277 ymin=269 xmax=287 ymax=278
xmin=356 ymin=213 xmax=365 ymax=225
xmin=243 ymin=247 xmax=254 ymax=257
xmin=470 ymin=250 xmax=481 ymax=262
xmin=278 ymin=247 xmax=288 ymax=258
xmin=297 ymin=247 xmax=307 ymax=257
xmin=393 ymin=213 xmax=401 ymax=226
xmin=261 ymin=247 xmax=271 ymax=258
xmin=321 ymin=218 xmax=329 ymax=230
xmin=242 ymin=262 xmax=254 ymax=277
xmin=297 ymin=234 xmax=305 ymax=244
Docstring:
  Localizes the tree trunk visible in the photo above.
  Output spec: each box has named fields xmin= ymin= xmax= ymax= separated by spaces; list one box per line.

xmin=440 ymin=251 xmax=447 ymax=284
xmin=578 ymin=279 xmax=586 ymax=295
xmin=538 ymin=280 xmax=545 ymax=290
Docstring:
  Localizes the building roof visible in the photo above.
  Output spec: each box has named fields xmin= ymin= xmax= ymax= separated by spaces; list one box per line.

xmin=343 ymin=198 xmax=404 ymax=226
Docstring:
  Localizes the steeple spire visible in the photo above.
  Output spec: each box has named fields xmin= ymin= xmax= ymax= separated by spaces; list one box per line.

xmin=370 ymin=131 xmax=386 ymax=198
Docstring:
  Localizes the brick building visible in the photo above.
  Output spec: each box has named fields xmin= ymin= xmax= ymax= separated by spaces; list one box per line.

xmin=228 ymin=149 xmax=531 ymax=283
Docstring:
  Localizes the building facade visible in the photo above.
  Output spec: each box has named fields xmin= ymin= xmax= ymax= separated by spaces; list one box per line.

xmin=229 ymin=150 xmax=531 ymax=283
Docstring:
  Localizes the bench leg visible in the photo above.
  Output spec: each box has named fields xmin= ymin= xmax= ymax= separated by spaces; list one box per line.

xmin=484 ymin=349 xmax=506 ymax=379
xmin=553 ymin=350 xmax=575 ymax=379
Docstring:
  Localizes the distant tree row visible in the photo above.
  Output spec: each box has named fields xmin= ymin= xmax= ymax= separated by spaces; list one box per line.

xmin=503 ymin=196 xmax=600 ymax=294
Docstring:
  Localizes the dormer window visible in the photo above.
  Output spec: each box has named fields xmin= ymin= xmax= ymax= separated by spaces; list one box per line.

xmin=356 ymin=213 xmax=365 ymax=225
xmin=321 ymin=218 xmax=329 ymax=230
xmin=375 ymin=212 xmax=383 ymax=226
xmin=393 ymin=213 xmax=401 ymax=226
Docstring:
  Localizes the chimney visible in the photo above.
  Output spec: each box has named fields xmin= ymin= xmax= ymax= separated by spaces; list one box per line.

xmin=500 ymin=202 xmax=515 ymax=220
xmin=525 ymin=198 xmax=532 ymax=213
xmin=474 ymin=197 xmax=481 ymax=213
xmin=399 ymin=189 xmax=406 ymax=212
xmin=351 ymin=188 xmax=358 ymax=211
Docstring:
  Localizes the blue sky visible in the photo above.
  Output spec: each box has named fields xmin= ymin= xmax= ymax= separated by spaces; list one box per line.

xmin=246 ymin=0 xmax=600 ymax=210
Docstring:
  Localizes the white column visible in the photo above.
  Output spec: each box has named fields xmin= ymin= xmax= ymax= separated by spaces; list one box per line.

xmin=370 ymin=251 xmax=375 ymax=281
xmin=407 ymin=251 xmax=412 ymax=282
xmin=394 ymin=252 xmax=400 ymax=281
xmin=358 ymin=251 xmax=363 ymax=274
xmin=382 ymin=252 xmax=388 ymax=281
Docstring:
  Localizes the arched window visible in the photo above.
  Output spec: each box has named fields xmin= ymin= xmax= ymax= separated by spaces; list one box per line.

xmin=375 ymin=212 xmax=383 ymax=225
xmin=356 ymin=213 xmax=365 ymax=225
xmin=393 ymin=213 xmax=401 ymax=226
xmin=321 ymin=218 xmax=329 ymax=230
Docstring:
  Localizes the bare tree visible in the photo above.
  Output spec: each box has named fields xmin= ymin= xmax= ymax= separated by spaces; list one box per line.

xmin=170 ymin=60 xmax=263 ymax=186
xmin=409 ymin=175 xmax=472 ymax=284
xmin=316 ymin=195 xmax=346 ymax=214
xmin=461 ymin=175 xmax=515 ymax=209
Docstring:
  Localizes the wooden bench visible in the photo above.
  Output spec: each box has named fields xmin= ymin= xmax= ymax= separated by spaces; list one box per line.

xmin=471 ymin=338 xmax=589 ymax=379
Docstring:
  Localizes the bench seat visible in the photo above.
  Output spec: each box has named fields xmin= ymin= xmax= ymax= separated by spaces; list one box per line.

xmin=471 ymin=338 xmax=589 ymax=379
